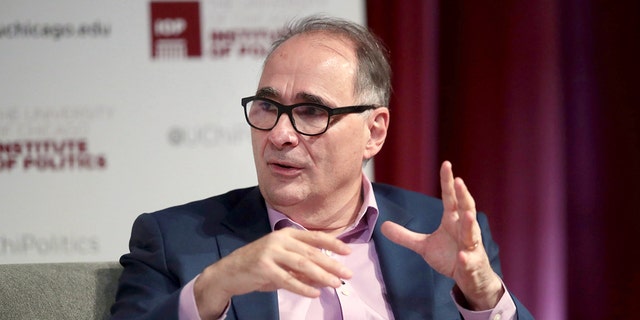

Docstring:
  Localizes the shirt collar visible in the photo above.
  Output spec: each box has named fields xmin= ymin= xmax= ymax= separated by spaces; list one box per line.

xmin=267 ymin=172 xmax=379 ymax=242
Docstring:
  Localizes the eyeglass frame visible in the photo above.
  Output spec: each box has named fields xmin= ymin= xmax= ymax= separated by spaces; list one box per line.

xmin=241 ymin=96 xmax=378 ymax=136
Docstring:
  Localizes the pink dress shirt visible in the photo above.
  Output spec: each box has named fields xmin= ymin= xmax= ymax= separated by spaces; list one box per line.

xmin=178 ymin=174 xmax=517 ymax=319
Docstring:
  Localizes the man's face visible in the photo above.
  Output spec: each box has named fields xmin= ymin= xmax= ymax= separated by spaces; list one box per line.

xmin=251 ymin=32 xmax=373 ymax=213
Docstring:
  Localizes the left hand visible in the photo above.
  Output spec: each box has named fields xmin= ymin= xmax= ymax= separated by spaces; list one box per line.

xmin=381 ymin=161 xmax=504 ymax=310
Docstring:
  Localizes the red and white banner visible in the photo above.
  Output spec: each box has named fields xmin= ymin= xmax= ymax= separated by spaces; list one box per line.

xmin=0 ymin=0 xmax=365 ymax=263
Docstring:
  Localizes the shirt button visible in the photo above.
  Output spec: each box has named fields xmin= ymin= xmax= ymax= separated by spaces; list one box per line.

xmin=340 ymin=289 xmax=351 ymax=296
xmin=492 ymin=313 xmax=502 ymax=320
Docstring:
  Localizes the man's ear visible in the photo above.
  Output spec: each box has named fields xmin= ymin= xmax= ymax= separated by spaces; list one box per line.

xmin=364 ymin=107 xmax=390 ymax=160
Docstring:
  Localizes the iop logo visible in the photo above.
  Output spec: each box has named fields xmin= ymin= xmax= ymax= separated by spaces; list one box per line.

xmin=150 ymin=1 xmax=202 ymax=59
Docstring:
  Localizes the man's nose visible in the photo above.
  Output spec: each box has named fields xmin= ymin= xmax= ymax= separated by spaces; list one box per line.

xmin=268 ymin=113 xmax=299 ymax=146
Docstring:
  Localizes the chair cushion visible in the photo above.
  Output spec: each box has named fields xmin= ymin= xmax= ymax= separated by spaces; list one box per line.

xmin=0 ymin=262 xmax=122 ymax=320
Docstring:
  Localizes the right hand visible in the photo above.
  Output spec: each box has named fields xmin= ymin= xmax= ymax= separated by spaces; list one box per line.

xmin=194 ymin=227 xmax=353 ymax=319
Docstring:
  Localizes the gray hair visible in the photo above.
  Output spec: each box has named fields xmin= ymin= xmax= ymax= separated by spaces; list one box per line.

xmin=265 ymin=15 xmax=392 ymax=107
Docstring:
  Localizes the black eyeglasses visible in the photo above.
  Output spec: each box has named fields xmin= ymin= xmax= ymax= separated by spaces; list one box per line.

xmin=241 ymin=96 xmax=377 ymax=136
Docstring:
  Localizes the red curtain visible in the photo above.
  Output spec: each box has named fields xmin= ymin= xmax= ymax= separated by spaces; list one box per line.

xmin=367 ymin=0 xmax=640 ymax=319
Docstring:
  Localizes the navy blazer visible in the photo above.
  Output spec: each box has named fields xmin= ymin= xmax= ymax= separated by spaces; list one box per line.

xmin=110 ymin=183 xmax=533 ymax=319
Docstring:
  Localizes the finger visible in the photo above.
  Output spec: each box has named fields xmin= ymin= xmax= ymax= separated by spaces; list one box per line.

xmin=270 ymin=263 xmax=323 ymax=297
xmin=461 ymin=210 xmax=483 ymax=251
xmin=288 ymin=230 xmax=352 ymax=279
xmin=454 ymin=177 xmax=476 ymax=213
xmin=291 ymin=229 xmax=352 ymax=256
xmin=454 ymin=178 xmax=480 ymax=250
xmin=274 ymin=249 xmax=345 ymax=289
xmin=440 ymin=161 xmax=457 ymax=213
xmin=380 ymin=221 xmax=427 ymax=253
xmin=279 ymin=229 xmax=352 ymax=280
xmin=461 ymin=214 xmax=481 ymax=251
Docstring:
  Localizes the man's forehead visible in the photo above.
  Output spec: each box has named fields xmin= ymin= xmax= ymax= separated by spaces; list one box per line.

xmin=257 ymin=32 xmax=357 ymax=105
xmin=271 ymin=31 xmax=356 ymax=60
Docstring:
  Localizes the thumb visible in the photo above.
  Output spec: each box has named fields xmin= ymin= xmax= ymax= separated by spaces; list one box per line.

xmin=381 ymin=221 xmax=427 ymax=253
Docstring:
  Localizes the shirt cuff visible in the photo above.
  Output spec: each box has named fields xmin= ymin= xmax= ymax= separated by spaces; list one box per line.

xmin=179 ymin=276 xmax=202 ymax=320
xmin=451 ymin=281 xmax=517 ymax=320
xmin=179 ymin=275 xmax=230 ymax=320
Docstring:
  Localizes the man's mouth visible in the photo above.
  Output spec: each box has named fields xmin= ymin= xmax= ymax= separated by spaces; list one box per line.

xmin=272 ymin=161 xmax=299 ymax=169
xmin=268 ymin=160 xmax=302 ymax=173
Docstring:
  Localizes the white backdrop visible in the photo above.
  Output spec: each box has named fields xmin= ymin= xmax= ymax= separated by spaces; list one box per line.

xmin=0 ymin=0 xmax=366 ymax=264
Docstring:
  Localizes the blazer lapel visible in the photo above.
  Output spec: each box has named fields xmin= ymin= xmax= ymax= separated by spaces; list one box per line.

xmin=373 ymin=191 xmax=436 ymax=319
xmin=216 ymin=188 xmax=279 ymax=320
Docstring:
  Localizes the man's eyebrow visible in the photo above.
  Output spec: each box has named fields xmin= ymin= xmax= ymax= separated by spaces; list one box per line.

xmin=297 ymin=92 xmax=328 ymax=106
xmin=255 ymin=87 xmax=278 ymax=99
xmin=254 ymin=88 xmax=330 ymax=106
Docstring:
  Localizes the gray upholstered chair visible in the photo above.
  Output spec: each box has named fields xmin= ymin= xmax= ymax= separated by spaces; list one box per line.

xmin=0 ymin=262 xmax=122 ymax=320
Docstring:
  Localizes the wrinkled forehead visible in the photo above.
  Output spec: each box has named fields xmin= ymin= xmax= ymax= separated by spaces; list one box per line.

xmin=266 ymin=31 xmax=357 ymax=67
xmin=258 ymin=32 xmax=359 ymax=104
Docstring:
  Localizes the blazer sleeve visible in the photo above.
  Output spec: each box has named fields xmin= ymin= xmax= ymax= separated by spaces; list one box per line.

xmin=109 ymin=213 xmax=183 ymax=320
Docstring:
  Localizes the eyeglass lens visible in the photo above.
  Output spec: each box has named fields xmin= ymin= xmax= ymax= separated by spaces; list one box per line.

xmin=245 ymin=99 xmax=329 ymax=135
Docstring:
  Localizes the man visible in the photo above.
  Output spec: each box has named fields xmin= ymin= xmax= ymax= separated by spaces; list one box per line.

xmin=110 ymin=15 xmax=533 ymax=319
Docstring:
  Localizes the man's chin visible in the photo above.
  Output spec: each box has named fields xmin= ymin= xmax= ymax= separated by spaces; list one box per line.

xmin=260 ymin=184 xmax=309 ymax=207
